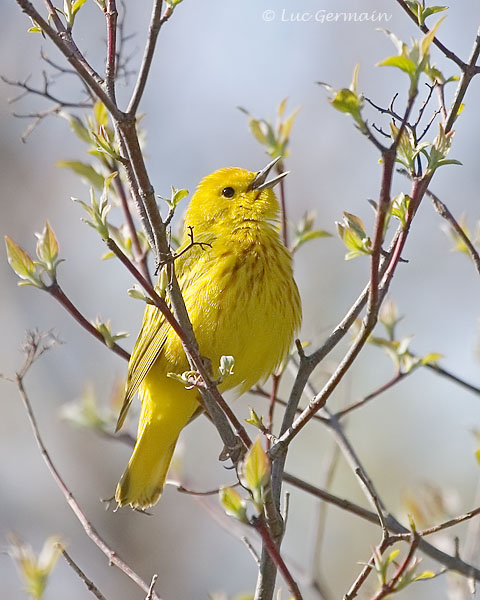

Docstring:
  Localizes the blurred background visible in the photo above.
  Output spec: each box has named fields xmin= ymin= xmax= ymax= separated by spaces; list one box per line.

xmin=1 ymin=0 xmax=480 ymax=598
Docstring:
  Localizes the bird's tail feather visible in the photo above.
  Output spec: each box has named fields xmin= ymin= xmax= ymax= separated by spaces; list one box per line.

xmin=115 ymin=380 xmax=199 ymax=509
xmin=115 ymin=421 xmax=178 ymax=509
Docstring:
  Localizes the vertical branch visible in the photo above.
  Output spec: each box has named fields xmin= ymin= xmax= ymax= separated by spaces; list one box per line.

xmin=105 ymin=0 xmax=118 ymax=102
xmin=112 ymin=166 xmax=152 ymax=285
xmin=127 ymin=0 xmax=171 ymax=115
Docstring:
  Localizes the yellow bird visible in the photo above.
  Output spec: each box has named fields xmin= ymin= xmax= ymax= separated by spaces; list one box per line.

xmin=115 ymin=158 xmax=302 ymax=509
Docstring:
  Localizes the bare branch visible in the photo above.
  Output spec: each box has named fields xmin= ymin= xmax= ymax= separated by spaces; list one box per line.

xmin=45 ymin=281 xmax=130 ymax=361
xmin=428 ymin=189 xmax=480 ymax=276
xmin=127 ymin=0 xmax=172 ymax=114
xmin=13 ymin=348 xmax=163 ymax=600
xmin=14 ymin=0 xmax=120 ymax=117
xmin=60 ymin=548 xmax=108 ymax=600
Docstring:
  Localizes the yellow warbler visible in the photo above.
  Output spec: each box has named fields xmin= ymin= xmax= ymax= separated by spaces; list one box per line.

xmin=115 ymin=158 xmax=301 ymax=509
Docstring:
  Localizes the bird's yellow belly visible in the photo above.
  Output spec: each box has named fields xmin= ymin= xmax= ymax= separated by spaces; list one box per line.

xmin=161 ymin=244 xmax=301 ymax=394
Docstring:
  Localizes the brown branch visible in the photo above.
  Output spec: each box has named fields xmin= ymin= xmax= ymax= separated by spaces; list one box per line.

xmin=444 ymin=28 xmax=480 ymax=133
xmin=371 ymin=537 xmax=420 ymax=600
xmin=110 ymin=163 xmax=152 ymax=285
xmin=1 ymin=74 xmax=92 ymax=109
xmin=104 ymin=0 xmax=118 ymax=102
xmin=45 ymin=281 xmax=130 ymax=361
xmin=14 ymin=0 xmax=120 ymax=117
xmin=266 ymin=374 xmax=280 ymax=450
xmin=284 ymin=473 xmax=480 ymax=589
xmin=394 ymin=0 xmax=467 ymax=70
xmin=60 ymin=548 xmax=108 ymax=600
xmin=425 ymin=362 xmax=480 ymax=397
xmin=127 ymin=0 xmax=172 ymax=115
xmin=344 ymin=537 xmax=395 ymax=600
xmin=14 ymin=357 xmax=163 ymax=599
xmin=334 ymin=371 xmax=405 ymax=419
xmin=418 ymin=506 xmax=480 ymax=537
xmin=428 ymin=189 xmax=480 ymax=276
xmin=43 ymin=0 xmax=66 ymax=33
xmin=253 ymin=516 xmax=303 ymax=600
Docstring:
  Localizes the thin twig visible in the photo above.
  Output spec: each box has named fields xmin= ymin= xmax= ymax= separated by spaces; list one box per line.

xmin=425 ymin=362 xmax=480 ymax=396
xmin=1 ymin=74 xmax=92 ymax=109
xmin=60 ymin=547 xmax=108 ymax=600
xmin=14 ymin=361 xmax=162 ymax=599
xmin=46 ymin=281 xmax=130 ymax=361
xmin=428 ymin=189 xmax=480 ymax=276
xmin=111 ymin=163 xmax=152 ymax=285
xmin=15 ymin=0 xmax=120 ymax=116
xmin=371 ymin=536 xmax=420 ymax=600
xmin=394 ymin=0 xmax=467 ymax=70
xmin=418 ymin=506 xmax=480 ymax=537
xmin=146 ymin=574 xmax=158 ymax=600
xmin=127 ymin=0 xmax=172 ymax=114
xmin=334 ymin=371 xmax=405 ymax=419
xmin=355 ymin=467 xmax=388 ymax=539
xmin=444 ymin=28 xmax=480 ymax=133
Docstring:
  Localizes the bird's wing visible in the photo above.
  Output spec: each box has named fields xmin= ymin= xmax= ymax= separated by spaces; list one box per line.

xmin=115 ymin=240 xmax=213 ymax=431
xmin=115 ymin=299 xmax=169 ymax=431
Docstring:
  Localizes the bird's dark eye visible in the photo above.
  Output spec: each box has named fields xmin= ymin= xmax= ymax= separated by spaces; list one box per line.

xmin=221 ymin=186 xmax=235 ymax=198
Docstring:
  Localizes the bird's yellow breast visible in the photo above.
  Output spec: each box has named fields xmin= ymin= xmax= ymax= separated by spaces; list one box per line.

xmin=159 ymin=222 xmax=301 ymax=394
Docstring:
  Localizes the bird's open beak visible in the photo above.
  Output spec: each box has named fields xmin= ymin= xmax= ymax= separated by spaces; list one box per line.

xmin=248 ymin=156 xmax=289 ymax=192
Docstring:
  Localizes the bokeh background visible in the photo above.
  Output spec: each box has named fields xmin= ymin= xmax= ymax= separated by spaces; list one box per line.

xmin=1 ymin=0 xmax=480 ymax=598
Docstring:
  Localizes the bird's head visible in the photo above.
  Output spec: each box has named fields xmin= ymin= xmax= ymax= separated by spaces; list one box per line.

xmin=185 ymin=157 xmax=288 ymax=233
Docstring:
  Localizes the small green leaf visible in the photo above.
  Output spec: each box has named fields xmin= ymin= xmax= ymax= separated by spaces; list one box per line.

xmin=248 ymin=119 xmax=268 ymax=146
xmin=8 ymin=535 xmax=63 ymax=600
xmin=71 ymin=0 xmax=87 ymax=16
xmin=421 ymin=17 xmax=446 ymax=58
xmin=219 ymin=486 xmax=247 ymax=522
xmin=245 ymin=407 xmax=264 ymax=430
xmin=61 ymin=113 xmax=92 ymax=144
xmin=57 ymin=161 xmax=105 ymax=190
xmin=60 ymin=383 xmax=110 ymax=430
xmin=93 ymin=101 xmax=108 ymax=128
xmin=420 ymin=352 xmax=443 ymax=366
xmin=5 ymin=236 xmax=36 ymax=280
xmin=157 ymin=266 xmax=169 ymax=299
xmin=413 ymin=570 xmax=436 ymax=581
xmin=35 ymin=221 xmax=59 ymax=275
xmin=170 ymin=187 xmax=189 ymax=208
xmin=127 ymin=285 xmax=149 ymax=302
xmin=378 ymin=55 xmax=417 ymax=75
xmin=239 ymin=438 xmax=270 ymax=505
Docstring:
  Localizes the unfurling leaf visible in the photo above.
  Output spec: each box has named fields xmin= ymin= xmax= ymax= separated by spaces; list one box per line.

xmin=35 ymin=221 xmax=59 ymax=273
xmin=219 ymin=486 xmax=247 ymax=522
xmin=57 ymin=160 xmax=105 ymax=191
xmin=5 ymin=236 xmax=36 ymax=281
xmin=245 ymin=407 xmax=265 ymax=430
xmin=8 ymin=534 xmax=62 ymax=600
xmin=239 ymin=438 xmax=270 ymax=506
